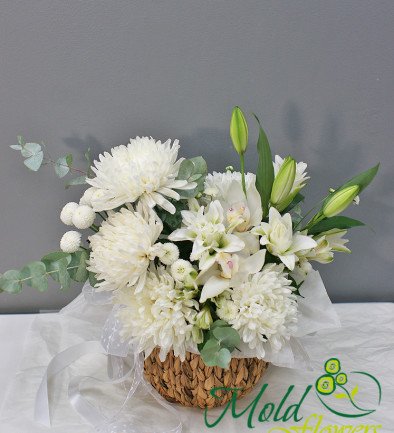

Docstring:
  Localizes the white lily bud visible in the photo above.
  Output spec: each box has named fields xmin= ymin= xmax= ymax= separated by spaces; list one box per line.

xmin=195 ymin=305 xmax=213 ymax=330
xmin=230 ymin=106 xmax=248 ymax=155
xmin=323 ymin=185 xmax=360 ymax=218
xmin=271 ymin=156 xmax=296 ymax=210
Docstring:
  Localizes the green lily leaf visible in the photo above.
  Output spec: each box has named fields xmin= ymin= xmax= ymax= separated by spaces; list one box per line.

xmin=55 ymin=154 xmax=73 ymax=178
xmin=0 ymin=270 xmax=23 ymax=293
xmin=338 ymin=164 xmax=380 ymax=195
xmin=20 ymin=261 xmax=48 ymax=292
xmin=307 ymin=216 xmax=365 ymax=235
xmin=254 ymin=114 xmax=274 ymax=217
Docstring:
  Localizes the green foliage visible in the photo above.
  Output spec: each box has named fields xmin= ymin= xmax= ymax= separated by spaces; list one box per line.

xmin=65 ymin=175 xmax=87 ymax=189
xmin=176 ymin=156 xmax=207 ymax=198
xmin=0 ymin=249 xmax=89 ymax=294
xmin=254 ymin=114 xmax=274 ymax=217
xmin=307 ymin=164 xmax=379 ymax=230
xmin=42 ymin=252 xmax=72 ymax=290
xmin=307 ymin=216 xmax=365 ymax=236
xmin=283 ymin=193 xmax=305 ymax=214
xmin=18 ymin=142 xmax=44 ymax=171
xmin=0 ymin=270 xmax=23 ymax=293
xmin=68 ymin=250 xmax=89 ymax=282
xmin=10 ymin=135 xmax=90 ymax=187
xmin=336 ymin=164 xmax=380 ymax=196
xmin=20 ymin=261 xmax=48 ymax=292
xmin=158 ymin=199 xmax=188 ymax=234
xmin=55 ymin=154 xmax=73 ymax=178
xmin=198 ymin=319 xmax=241 ymax=369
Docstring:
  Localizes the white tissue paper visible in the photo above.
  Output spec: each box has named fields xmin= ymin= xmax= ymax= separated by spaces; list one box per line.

xmin=1 ymin=271 xmax=394 ymax=432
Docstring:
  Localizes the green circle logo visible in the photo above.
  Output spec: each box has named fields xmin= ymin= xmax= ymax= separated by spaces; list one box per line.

xmin=325 ymin=357 xmax=341 ymax=375
xmin=316 ymin=374 xmax=336 ymax=395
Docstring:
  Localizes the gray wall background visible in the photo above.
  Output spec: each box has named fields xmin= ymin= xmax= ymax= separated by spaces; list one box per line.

xmin=0 ymin=1 xmax=393 ymax=313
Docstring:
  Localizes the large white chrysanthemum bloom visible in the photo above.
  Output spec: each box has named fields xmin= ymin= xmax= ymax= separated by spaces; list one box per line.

xmin=204 ymin=171 xmax=262 ymax=232
xmin=273 ymin=155 xmax=309 ymax=195
xmin=252 ymin=207 xmax=316 ymax=270
xmin=86 ymin=137 xmax=196 ymax=214
xmin=216 ymin=264 xmax=298 ymax=358
xmin=88 ymin=207 xmax=163 ymax=292
xmin=116 ymin=266 xmax=199 ymax=361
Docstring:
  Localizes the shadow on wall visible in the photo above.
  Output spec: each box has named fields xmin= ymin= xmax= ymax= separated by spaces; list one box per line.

xmin=63 ymin=134 xmax=107 ymax=163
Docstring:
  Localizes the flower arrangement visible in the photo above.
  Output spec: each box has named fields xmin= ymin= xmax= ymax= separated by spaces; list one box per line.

xmin=1 ymin=107 xmax=378 ymax=373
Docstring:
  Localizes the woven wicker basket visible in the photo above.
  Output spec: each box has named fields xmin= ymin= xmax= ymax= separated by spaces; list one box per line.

xmin=144 ymin=348 xmax=268 ymax=409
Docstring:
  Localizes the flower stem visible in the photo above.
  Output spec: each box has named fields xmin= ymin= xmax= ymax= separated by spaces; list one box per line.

xmin=240 ymin=153 xmax=247 ymax=197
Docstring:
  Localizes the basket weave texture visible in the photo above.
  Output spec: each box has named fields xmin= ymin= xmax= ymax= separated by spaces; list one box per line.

xmin=143 ymin=348 xmax=268 ymax=409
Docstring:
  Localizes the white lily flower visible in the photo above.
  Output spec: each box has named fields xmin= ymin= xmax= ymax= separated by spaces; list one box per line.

xmin=252 ymin=207 xmax=317 ymax=270
xmin=204 ymin=171 xmax=262 ymax=232
xmin=169 ymin=200 xmax=245 ymax=268
xmin=199 ymin=249 xmax=266 ymax=302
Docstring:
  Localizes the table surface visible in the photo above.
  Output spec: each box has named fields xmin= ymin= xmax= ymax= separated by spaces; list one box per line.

xmin=1 ymin=304 xmax=394 ymax=432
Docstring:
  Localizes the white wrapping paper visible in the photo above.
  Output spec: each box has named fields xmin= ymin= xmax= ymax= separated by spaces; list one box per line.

xmin=1 ymin=272 xmax=394 ymax=432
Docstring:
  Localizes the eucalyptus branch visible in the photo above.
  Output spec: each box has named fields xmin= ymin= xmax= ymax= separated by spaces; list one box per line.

xmin=16 ymin=265 xmax=80 ymax=284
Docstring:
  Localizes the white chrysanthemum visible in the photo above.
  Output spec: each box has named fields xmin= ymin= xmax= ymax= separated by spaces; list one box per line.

xmin=79 ymin=187 xmax=97 ymax=206
xmin=204 ymin=171 xmax=262 ymax=232
xmin=216 ymin=264 xmax=298 ymax=358
xmin=273 ymin=155 xmax=309 ymax=194
xmin=60 ymin=202 xmax=79 ymax=226
xmin=60 ymin=231 xmax=82 ymax=253
xmin=171 ymin=259 xmax=197 ymax=286
xmin=72 ymin=205 xmax=96 ymax=229
xmin=86 ymin=137 xmax=196 ymax=214
xmin=157 ymin=242 xmax=179 ymax=265
xmin=116 ymin=266 xmax=199 ymax=361
xmin=88 ymin=207 xmax=163 ymax=292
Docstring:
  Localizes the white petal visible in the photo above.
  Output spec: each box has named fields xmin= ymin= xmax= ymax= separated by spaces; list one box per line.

xmin=239 ymin=249 xmax=266 ymax=274
xmin=291 ymin=234 xmax=317 ymax=252
xmin=157 ymin=187 xmax=180 ymax=201
xmin=150 ymin=192 xmax=176 ymax=214
xmin=278 ymin=253 xmax=296 ymax=270
xmin=168 ymin=228 xmax=191 ymax=241
xmin=199 ymin=276 xmax=230 ymax=303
